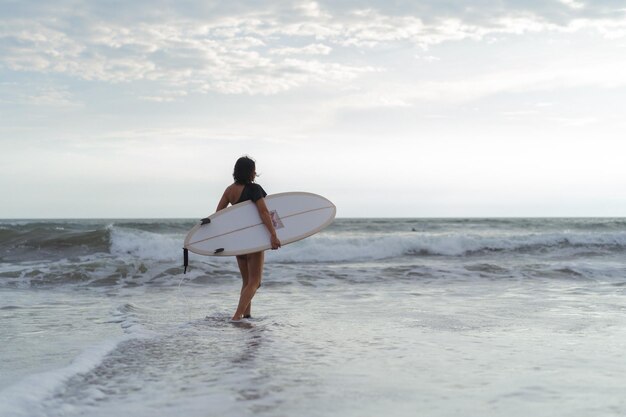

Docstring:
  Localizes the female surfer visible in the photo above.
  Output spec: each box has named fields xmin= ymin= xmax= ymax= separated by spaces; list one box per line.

xmin=215 ymin=156 xmax=281 ymax=321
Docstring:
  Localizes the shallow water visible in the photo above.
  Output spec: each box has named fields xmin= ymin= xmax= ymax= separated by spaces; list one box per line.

xmin=1 ymin=218 xmax=626 ymax=416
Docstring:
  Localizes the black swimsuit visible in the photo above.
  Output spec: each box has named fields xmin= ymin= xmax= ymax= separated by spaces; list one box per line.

xmin=236 ymin=183 xmax=267 ymax=204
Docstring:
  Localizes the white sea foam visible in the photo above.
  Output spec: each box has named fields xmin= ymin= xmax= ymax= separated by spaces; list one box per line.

xmin=0 ymin=302 xmax=158 ymax=417
xmin=0 ymin=337 xmax=127 ymax=417
xmin=267 ymin=231 xmax=626 ymax=262
xmin=109 ymin=226 xmax=185 ymax=262
xmin=107 ymin=225 xmax=626 ymax=264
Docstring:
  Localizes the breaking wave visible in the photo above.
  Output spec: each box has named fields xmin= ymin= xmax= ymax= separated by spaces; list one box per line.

xmin=2 ymin=220 xmax=626 ymax=264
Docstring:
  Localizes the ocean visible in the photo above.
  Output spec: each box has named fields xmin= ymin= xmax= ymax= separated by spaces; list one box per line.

xmin=1 ymin=218 xmax=625 ymax=416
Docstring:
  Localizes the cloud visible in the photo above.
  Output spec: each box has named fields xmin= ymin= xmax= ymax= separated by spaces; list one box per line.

xmin=1 ymin=0 xmax=626 ymax=100
xmin=437 ymin=58 xmax=626 ymax=100
xmin=139 ymin=90 xmax=188 ymax=103
xmin=0 ymin=81 xmax=80 ymax=106
xmin=558 ymin=0 xmax=585 ymax=10
xmin=270 ymin=43 xmax=332 ymax=55
xmin=0 ymin=15 xmax=374 ymax=96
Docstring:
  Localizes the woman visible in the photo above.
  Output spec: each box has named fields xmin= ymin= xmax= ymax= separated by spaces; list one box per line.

xmin=215 ymin=156 xmax=281 ymax=321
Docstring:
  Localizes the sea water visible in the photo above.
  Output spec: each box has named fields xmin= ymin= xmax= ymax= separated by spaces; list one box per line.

xmin=1 ymin=218 xmax=625 ymax=416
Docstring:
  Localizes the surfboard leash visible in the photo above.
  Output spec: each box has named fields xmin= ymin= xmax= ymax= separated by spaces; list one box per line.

xmin=183 ymin=217 xmax=212 ymax=274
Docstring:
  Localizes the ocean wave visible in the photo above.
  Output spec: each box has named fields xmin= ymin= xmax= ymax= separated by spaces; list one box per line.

xmin=3 ymin=220 xmax=626 ymax=266
xmin=3 ymin=233 xmax=625 ymax=288
xmin=0 ymin=336 xmax=128 ymax=417
xmin=266 ymin=231 xmax=626 ymax=263
xmin=109 ymin=226 xmax=184 ymax=262
xmin=0 ymin=300 xmax=157 ymax=417
xmin=104 ymin=225 xmax=626 ymax=263
xmin=0 ymin=222 xmax=111 ymax=262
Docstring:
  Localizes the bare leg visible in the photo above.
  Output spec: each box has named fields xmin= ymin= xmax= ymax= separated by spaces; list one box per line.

xmin=235 ymin=255 xmax=252 ymax=318
xmin=232 ymin=251 xmax=264 ymax=321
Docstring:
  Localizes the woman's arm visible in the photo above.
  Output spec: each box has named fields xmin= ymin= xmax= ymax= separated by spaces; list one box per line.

xmin=255 ymin=198 xmax=281 ymax=249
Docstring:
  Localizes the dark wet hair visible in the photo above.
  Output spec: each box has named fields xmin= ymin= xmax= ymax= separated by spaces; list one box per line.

xmin=233 ymin=156 xmax=256 ymax=184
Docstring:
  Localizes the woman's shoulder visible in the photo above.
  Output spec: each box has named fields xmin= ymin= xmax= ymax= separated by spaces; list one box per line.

xmin=226 ymin=182 xmax=245 ymax=191
xmin=250 ymin=183 xmax=266 ymax=191
xmin=223 ymin=184 xmax=234 ymax=195
xmin=224 ymin=183 xmax=243 ymax=200
xmin=248 ymin=183 xmax=267 ymax=200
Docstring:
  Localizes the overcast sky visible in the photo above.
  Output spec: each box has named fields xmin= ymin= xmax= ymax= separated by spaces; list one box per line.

xmin=1 ymin=0 xmax=625 ymax=218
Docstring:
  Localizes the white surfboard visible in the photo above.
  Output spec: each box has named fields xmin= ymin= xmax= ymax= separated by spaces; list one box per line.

xmin=184 ymin=192 xmax=336 ymax=257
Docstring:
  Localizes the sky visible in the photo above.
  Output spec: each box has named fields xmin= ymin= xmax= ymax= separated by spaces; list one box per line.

xmin=1 ymin=0 xmax=626 ymax=218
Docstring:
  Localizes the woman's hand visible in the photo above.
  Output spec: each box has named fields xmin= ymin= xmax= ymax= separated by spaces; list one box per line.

xmin=270 ymin=234 xmax=281 ymax=250
xmin=255 ymin=198 xmax=281 ymax=250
